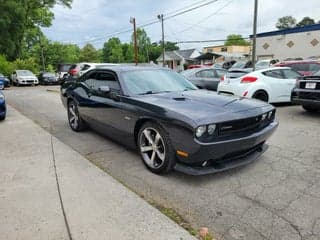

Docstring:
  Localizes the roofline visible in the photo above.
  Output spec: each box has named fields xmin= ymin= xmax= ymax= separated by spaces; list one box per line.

xmin=250 ymin=23 xmax=320 ymax=38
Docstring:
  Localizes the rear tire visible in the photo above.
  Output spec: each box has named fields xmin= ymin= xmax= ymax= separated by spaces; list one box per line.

xmin=302 ymin=105 xmax=319 ymax=112
xmin=252 ymin=90 xmax=269 ymax=102
xmin=67 ymin=100 xmax=87 ymax=131
xmin=137 ymin=122 xmax=176 ymax=174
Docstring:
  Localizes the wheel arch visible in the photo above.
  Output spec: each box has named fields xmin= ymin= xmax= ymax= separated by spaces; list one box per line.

xmin=252 ymin=89 xmax=269 ymax=102
xmin=134 ymin=117 xmax=158 ymax=145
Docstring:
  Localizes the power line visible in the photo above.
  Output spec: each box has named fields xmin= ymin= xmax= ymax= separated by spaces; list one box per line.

xmin=176 ymin=0 xmax=234 ymax=34
xmin=164 ymin=0 xmax=218 ymax=21
xmin=174 ymin=37 xmax=250 ymax=44
xmin=74 ymin=0 xmax=220 ymax=45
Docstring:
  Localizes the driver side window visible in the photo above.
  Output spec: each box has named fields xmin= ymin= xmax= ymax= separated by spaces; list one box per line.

xmin=93 ymin=71 xmax=120 ymax=92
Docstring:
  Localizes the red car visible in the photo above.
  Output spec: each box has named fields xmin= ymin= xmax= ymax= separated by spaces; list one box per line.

xmin=275 ymin=60 xmax=320 ymax=76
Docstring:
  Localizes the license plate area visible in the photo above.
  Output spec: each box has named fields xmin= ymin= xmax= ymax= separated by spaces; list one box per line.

xmin=305 ymin=82 xmax=316 ymax=89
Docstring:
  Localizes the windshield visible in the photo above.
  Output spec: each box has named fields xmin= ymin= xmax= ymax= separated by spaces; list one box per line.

xmin=255 ymin=61 xmax=269 ymax=67
xmin=58 ymin=64 xmax=72 ymax=72
xmin=180 ymin=69 xmax=198 ymax=77
xmin=43 ymin=72 xmax=55 ymax=77
xmin=17 ymin=70 xmax=34 ymax=76
xmin=121 ymin=69 xmax=197 ymax=95
xmin=231 ymin=62 xmax=245 ymax=68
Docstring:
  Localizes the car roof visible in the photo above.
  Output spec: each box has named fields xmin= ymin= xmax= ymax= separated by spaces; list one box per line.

xmin=276 ymin=60 xmax=320 ymax=64
xmin=94 ymin=64 xmax=165 ymax=73
xmin=254 ymin=67 xmax=291 ymax=72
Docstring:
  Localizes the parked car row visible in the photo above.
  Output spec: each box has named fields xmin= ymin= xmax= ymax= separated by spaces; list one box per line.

xmin=181 ymin=64 xmax=320 ymax=112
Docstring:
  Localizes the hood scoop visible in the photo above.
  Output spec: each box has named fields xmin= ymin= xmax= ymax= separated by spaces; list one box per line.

xmin=173 ymin=96 xmax=187 ymax=101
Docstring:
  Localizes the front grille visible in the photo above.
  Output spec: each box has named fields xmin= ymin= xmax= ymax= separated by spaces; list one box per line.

xmin=218 ymin=113 xmax=274 ymax=137
xmin=299 ymin=81 xmax=320 ymax=90
xmin=26 ymin=80 xmax=35 ymax=83
xmin=299 ymin=92 xmax=320 ymax=100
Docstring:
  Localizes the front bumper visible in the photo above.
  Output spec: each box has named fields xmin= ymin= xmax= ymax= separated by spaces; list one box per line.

xmin=17 ymin=80 xmax=38 ymax=85
xmin=291 ymin=89 xmax=320 ymax=108
xmin=173 ymin=121 xmax=278 ymax=175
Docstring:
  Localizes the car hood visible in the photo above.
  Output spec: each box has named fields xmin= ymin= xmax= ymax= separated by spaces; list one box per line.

xmin=18 ymin=75 xmax=37 ymax=79
xmin=130 ymin=90 xmax=273 ymax=127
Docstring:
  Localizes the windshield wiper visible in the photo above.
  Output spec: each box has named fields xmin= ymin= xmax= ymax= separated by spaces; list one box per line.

xmin=138 ymin=90 xmax=171 ymax=95
xmin=183 ymin=87 xmax=195 ymax=91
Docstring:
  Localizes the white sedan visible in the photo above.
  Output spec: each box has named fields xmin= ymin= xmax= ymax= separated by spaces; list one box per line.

xmin=217 ymin=67 xmax=301 ymax=103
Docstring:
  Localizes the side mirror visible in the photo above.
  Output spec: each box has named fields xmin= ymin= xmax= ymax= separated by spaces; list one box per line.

xmin=98 ymin=86 xmax=110 ymax=93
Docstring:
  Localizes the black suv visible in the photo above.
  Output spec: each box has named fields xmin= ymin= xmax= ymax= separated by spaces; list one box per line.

xmin=291 ymin=70 xmax=320 ymax=112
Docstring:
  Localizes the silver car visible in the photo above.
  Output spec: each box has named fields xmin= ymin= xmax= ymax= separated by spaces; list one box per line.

xmin=181 ymin=67 xmax=226 ymax=91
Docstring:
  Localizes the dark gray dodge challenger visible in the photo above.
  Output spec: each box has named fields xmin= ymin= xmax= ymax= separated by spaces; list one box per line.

xmin=60 ymin=66 xmax=278 ymax=175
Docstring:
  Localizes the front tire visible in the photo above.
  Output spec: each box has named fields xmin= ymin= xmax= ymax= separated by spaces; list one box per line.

xmin=302 ymin=105 xmax=319 ymax=112
xmin=138 ymin=122 xmax=176 ymax=174
xmin=67 ymin=100 xmax=87 ymax=131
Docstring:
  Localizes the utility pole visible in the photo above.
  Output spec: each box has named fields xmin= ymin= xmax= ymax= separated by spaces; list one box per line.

xmin=252 ymin=0 xmax=258 ymax=71
xmin=158 ymin=14 xmax=165 ymax=67
xmin=130 ymin=17 xmax=138 ymax=65
xmin=39 ymin=34 xmax=45 ymax=71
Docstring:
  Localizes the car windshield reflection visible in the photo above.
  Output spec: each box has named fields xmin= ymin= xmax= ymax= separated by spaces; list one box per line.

xmin=121 ymin=69 xmax=197 ymax=95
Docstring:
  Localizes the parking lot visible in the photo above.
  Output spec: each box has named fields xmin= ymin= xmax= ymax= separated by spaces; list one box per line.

xmin=4 ymin=85 xmax=320 ymax=240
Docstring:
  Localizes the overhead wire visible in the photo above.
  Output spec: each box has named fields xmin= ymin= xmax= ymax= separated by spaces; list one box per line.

xmin=72 ymin=0 xmax=220 ymax=44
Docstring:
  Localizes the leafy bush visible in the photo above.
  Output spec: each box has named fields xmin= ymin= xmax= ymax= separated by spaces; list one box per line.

xmin=12 ymin=58 xmax=40 ymax=75
xmin=0 ymin=54 xmax=14 ymax=76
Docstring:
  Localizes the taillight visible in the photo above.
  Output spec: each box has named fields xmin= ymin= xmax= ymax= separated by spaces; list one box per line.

xmin=220 ymin=75 xmax=225 ymax=81
xmin=241 ymin=76 xmax=258 ymax=83
xmin=69 ymin=69 xmax=78 ymax=75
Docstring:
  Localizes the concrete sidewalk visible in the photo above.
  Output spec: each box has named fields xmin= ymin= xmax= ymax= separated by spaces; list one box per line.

xmin=0 ymin=106 xmax=196 ymax=240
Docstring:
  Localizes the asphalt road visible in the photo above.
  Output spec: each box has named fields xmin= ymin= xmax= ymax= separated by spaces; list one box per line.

xmin=4 ymin=86 xmax=320 ymax=240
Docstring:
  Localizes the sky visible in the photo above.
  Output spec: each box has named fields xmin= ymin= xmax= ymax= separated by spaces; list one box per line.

xmin=42 ymin=0 xmax=320 ymax=51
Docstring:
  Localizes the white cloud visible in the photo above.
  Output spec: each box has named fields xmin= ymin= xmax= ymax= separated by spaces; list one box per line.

xmin=42 ymin=0 xmax=320 ymax=50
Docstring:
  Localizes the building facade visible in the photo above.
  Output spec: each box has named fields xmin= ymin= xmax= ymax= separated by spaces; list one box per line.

xmin=254 ymin=24 xmax=320 ymax=60
xmin=203 ymin=45 xmax=251 ymax=55
xmin=157 ymin=49 xmax=200 ymax=71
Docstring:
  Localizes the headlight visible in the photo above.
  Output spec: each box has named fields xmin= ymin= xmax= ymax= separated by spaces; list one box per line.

xmin=208 ymin=124 xmax=216 ymax=135
xmin=0 ymin=93 xmax=4 ymax=100
xmin=196 ymin=126 xmax=207 ymax=138
xmin=268 ymin=111 xmax=273 ymax=119
xmin=261 ymin=113 xmax=268 ymax=121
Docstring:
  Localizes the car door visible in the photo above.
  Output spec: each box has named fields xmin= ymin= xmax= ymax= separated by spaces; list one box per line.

xmin=194 ymin=69 xmax=218 ymax=90
xmin=281 ymin=69 xmax=302 ymax=100
xmin=71 ymin=70 xmax=97 ymax=121
xmin=88 ymin=70 xmax=128 ymax=136
xmin=261 ymin=69 xmax=288 ymax=102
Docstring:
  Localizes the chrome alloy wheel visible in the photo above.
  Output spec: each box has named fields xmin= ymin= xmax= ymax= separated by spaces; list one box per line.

xmin=139 ymin=127 xmax=166 ymax=169
xmin=68 ymin=102 xmax=79 ymax=130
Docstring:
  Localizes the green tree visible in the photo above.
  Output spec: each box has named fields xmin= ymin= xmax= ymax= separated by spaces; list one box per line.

xmin=163 ymin=41 xmax=179 ymax=51
xmin=296 ymin=17 xmax=315 ymax=27
xmin=102 ymin=37 xmax=124 ymax=63
xmin=224 ymin=34 xmax=250 ymax=46
xmin=0 ymin=0 xmax=72 ymax=60
xmin=276 ymin=16 xmax=297 ymax=29
xmin=0 ymin=55 xmax=15 ymax=76
xmin=134 ymin=28 xmax=151 ymax=62
xmin=148 ymin=43 xmax=162 ymax=63
xmin=12 ymin=58 xmax=40 ymax=75
xmin=79 ymin=44 xmax=99 ymax=62
xmin=122 ymin=43 xmax=134 ymax=63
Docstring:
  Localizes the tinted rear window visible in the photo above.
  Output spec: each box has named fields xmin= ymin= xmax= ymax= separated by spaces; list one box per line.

xmin=58 ymin=64 xmax=72 ymax=72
